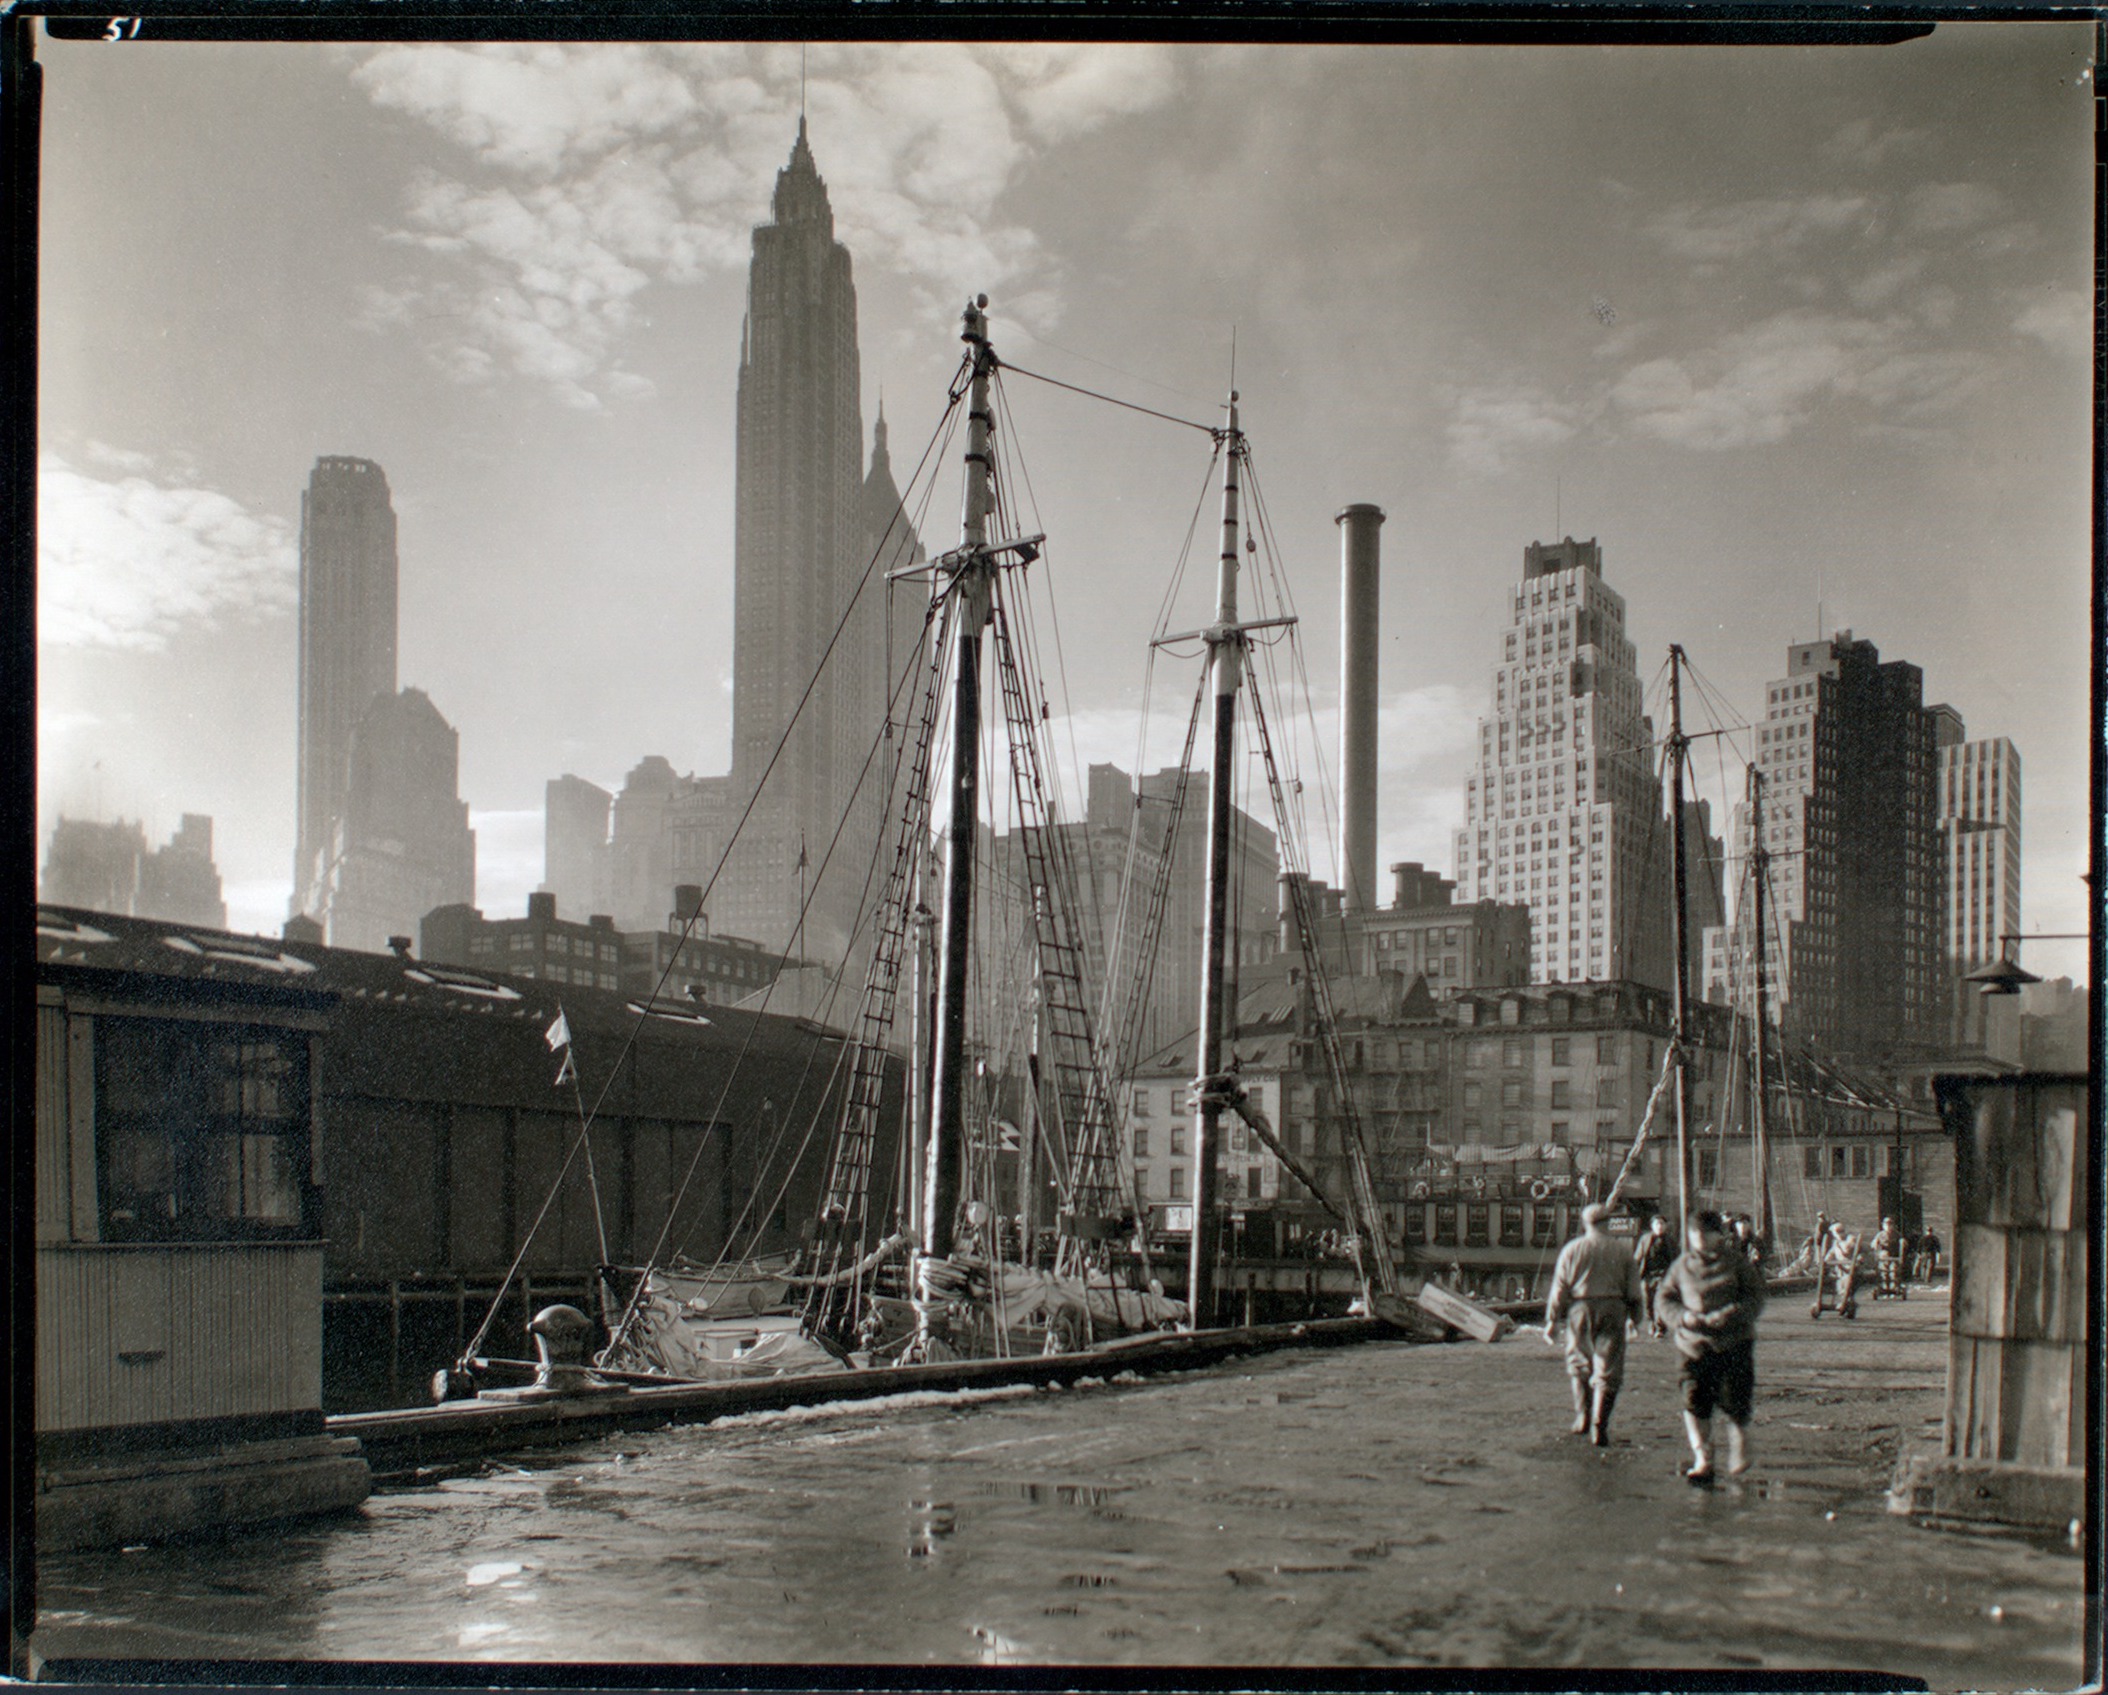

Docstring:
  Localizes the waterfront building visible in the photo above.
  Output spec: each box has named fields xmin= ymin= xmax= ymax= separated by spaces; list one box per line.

xmin=1452 ymin=537 xmax=1674 ymax=991
xmin=1747 ymin=631 xmax=1946 ymax=1070
xmin=36 ymin=903 xmax=872 ymax=1418
xmin=33 ymin=906 xmax=370 ymax=1548
xmin=311 ymin=687 xmax=476 ymax=953
xmin=421 ymin=892 xmax=623 ymax=993
xmin=295 ymin=456 xmax=397 ymax=920
xmin=40 ymin=812 xmax=227 ymax=929
xmin=618 ymin=885 xmax=792 ymax=1004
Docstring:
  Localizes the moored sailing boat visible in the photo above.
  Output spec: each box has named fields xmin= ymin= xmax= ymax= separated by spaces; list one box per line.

xmin=436 ymin=296 xmax=1438 ymax=1416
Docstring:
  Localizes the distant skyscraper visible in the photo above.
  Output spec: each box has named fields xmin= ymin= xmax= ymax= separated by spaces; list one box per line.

xmin=1452 ymin=538 xmax=1672 ymax=989
xmin=42 ymin=812 xmax=226 ymax=929
xmin=313 ymin=688 xmax=475 ymax=952
xmin=719 ymin=118 xmax=871 ymax=958
xmin=294 ymin=456 xmax=398 ymax=918
xmin=1934 ymin=711 xmax=2022 ymax=1039
xmin=543 ymin=774 xmax=614 ymax=918
xmin=1745 ymin=631 xmax=1945 ymax=1068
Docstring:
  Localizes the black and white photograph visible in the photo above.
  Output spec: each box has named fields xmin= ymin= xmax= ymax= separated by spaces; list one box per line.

xmin=15 ymin=8 xmax=2099 ymax=1682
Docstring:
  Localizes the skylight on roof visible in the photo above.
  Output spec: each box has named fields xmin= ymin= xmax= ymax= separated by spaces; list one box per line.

xmin=163 ymin=934 xmax=316 ymax=974
xmin=37 ymin=910 xmax=113 ymax=944
xmin=405 ymin=965 xmax=521 ymax=1002
xmin=628 ymin=1000 xmax=712 ymax=1027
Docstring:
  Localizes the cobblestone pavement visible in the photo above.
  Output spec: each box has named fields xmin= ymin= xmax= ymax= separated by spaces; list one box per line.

xmin=34 ymin=1286 xmax=2089 ymax=1684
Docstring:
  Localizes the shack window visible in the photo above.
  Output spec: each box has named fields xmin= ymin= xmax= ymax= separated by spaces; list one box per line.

xmin=1499 ymin=1203 xmax=1524 ymax=1247
xmin=1404 ymin=1205 xmax=1427 ymax=1246
xmin=1465 ymin=1202 xmax=1490 ymax=1247
xmin=1433 ymin=1201 xmax=1459 ymax=1245
xmin=95 ymin=1017 xmax=318 ymax=1242
xmin=1531 ymin=1204 xmax=1556 ymax=1247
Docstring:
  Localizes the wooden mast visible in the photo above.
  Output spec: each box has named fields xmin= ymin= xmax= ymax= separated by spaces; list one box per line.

xmin=1747 ymin=762 xmax=1774 ymax=1246
xmin=1666 ymin=644 xmax=1694 ymax=1238
xmin=1188 ymin=393 xmax=1245 ymax=1329
xmin=920 ymin=297 xmax=998 ymax=1286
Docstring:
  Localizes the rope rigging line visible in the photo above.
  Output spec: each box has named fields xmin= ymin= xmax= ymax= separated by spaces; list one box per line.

xmin=998 ymin=355 xmax=1221 ymax=437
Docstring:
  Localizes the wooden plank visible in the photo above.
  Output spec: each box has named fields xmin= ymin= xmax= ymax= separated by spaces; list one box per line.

xmin=1997 ymin=1340 xmax=2075 ymax=1471
xmin=1951 ymin=1223 xmax=2006 ymax=1340
xmin=37 ymin=1006 xmax=71 ymax=1241
xmin=1413 ymin=1279 xmax=1510 ymax=1342
xmin=1954 ymin=1336 xmax=2003 ymax=1464
xmin=66 ymin=1016 xmax=99 ymax=1243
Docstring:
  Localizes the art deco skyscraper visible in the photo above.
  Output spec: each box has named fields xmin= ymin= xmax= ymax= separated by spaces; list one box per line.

xmin=294 ymin=456 xmax=397 ymax=917
xmin=722 ymin=118 xmax=872 ymax=956
xmin=1451 ymin=538 xmax=1673 ymax=990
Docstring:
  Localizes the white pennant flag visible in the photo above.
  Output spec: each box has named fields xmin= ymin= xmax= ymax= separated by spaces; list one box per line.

xmin=554 ymin=1049 xmax=577 ymax=1087
xmin=543 ymin=1010 xmax=571 ymax=1053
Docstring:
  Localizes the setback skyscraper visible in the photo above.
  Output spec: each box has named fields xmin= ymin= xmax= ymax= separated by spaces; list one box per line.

xmin=1452 ymin=538 xmax=1673 ymax=990
xmin=1745 ymin=631 xmax=1945 ymax=1069
xmin=721 ymin=117 xmax=873 ymax=958
xmin=294 ymin=456 xmax=397 ymax=918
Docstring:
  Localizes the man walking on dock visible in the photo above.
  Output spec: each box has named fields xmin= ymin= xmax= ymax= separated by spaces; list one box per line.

xmin=1544 ymin=1201 xmax=1645 ymax=1446
xmin=1655 ymin=1208 xmax=1770 ymax=1484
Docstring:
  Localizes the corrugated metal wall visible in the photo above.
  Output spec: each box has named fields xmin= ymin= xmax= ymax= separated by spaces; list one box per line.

xmin=36 ymin=1244 xmax=325 ymax=1434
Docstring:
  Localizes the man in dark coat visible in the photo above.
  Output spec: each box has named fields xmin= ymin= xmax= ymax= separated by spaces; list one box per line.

xmin=1655 ymin=1208 xmax=1769 ymax=1483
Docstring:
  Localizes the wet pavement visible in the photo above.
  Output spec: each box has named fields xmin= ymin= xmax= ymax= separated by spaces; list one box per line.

xmin=33 ymin=1288 xmax=2088 ymax=1683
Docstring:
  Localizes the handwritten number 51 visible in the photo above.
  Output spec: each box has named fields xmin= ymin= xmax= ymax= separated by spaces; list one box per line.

xmin=103 ymin=16 xmax=141 ymax=38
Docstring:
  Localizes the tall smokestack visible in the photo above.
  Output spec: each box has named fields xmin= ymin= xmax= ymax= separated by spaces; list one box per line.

xmin=1336 ymin=502 xmax=1385 ymax=914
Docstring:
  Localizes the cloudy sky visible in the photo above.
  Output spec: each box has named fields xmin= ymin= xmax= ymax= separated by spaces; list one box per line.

xmin=36 ymin=24 xmax=2095 ymax=984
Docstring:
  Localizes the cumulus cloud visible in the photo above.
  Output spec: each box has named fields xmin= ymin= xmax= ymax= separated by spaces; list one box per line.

xmin=1609 ymin=310 xmax=1989 ymax=450
xmin=2012 ymin=285 xmax=2091 ymax=362
xmin=1643 ymin=193 xmax=1871 ymax=264
xmin=1905 ymin=181 xmax=2003 ymax=236
xmin=38 ymin=451 xmax=296 ymax=650
xmin=348 ymin=43 xmax=1179 ymax=405
xmin=1817 ymin=118 xmax=1932 ymax=172
xmin=1445 ymin=383 xmax=1581 ymax=476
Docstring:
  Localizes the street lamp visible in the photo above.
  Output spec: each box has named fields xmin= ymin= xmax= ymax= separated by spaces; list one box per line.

xmin=1965 ymin=932 xmax=2087 ymax=997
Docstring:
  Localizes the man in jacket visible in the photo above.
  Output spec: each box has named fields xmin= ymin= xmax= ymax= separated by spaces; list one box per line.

xmin=1544 ymin=1201 xmax=1645 ymax=1446
xmin=1655 ymin=1208 xmax=1770 ymax=1483
xmin=1635 ymin=1213 xmax=1676 ymax=1336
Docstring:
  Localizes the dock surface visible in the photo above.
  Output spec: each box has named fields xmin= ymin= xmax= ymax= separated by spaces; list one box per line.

xmin=31 ymin=1288 xmax=2088 ymax=1682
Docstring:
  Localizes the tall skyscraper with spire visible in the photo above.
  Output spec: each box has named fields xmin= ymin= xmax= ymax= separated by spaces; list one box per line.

xmin=1451 ymin=538 xmax=1674 ymax=990
xmin=714 ymin=117 xmax=875 ymax=958
xmin=294 ymin=456 xmax=397 ymax=918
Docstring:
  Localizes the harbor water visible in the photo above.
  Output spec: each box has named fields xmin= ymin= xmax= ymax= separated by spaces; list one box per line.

xmin=34 ymin=1292 xmax=2086 ymax=1682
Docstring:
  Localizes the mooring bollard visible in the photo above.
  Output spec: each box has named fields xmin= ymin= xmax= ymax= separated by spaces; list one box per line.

xmin=527 ymin=1304 xmax=596 ymax=1393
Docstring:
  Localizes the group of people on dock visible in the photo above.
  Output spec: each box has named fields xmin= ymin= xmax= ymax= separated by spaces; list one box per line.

xmin=1795 ymin=1212 xmax=1942 ymax=1320
xmin=1543 ymin=1204 xmax=1768 ymax=1485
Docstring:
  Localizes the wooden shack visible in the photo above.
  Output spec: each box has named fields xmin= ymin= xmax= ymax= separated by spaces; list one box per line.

xmin=1893 ymin=1072 xmax=2090 ymax=1531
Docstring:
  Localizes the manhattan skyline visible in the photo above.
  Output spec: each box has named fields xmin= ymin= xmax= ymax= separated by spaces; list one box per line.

xmin=34 ymin=27 xmax=2094 ymax=986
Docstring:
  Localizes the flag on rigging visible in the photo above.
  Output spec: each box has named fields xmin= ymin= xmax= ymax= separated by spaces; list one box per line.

xmin=545 ymin=1009 xmax=575 ymax=1087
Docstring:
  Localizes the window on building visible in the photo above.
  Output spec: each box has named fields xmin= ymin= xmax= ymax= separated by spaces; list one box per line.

xmin=1405 ymin=1205 xmax=1428 ymax=1246
xmin=1465 ymin=1203 xmax=1491 ymax=1247
xmin=95 ymin=1017 xmax=319 ymax=1242
xmin=1531 ymin=1204 xmax=1557 ymax=1247
xmin=1433 ymin=1202 xmax=1459 ymax=1245
xmin=1132 ymin=1127 xmax=1149 ymax=1159
xmin=1832 ymin=1146 xmax=1850 ymax=1178
xmin=1131 ymin=1089 xmax=1150 ymax=1117
xmin=1169 ymin=1167 xmax=1186 ymax=1200
xmin=1550 ymin=1036 xmax=1570 ymax=1065
xmin=1550 ymin=1079 xmax=1570 ymax=1109
xmin=1698 ymin=1147 xmax=1719 ymax=1188
xmin=1500 ymin=1203 xmax=1525 ymax=1247
xmin=1248 ymin=1167 xmax=1263 ymax=1201
xmin=1171 ymin=1125 xmax=1187 ymax=1156
xmin=1502 ymin=1038 xmax=1523 ymax=1066
xmin=1851 ymin=1144 xmax=1871 ymax=1179
xmin=1597 ymin=1035 xmax=1616 ymax=1064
